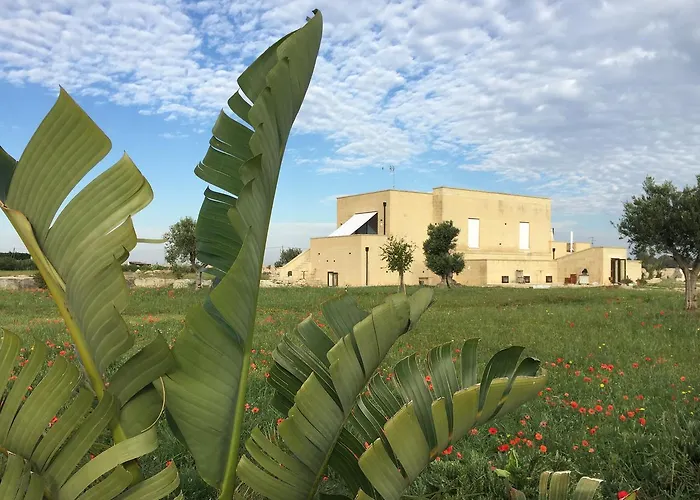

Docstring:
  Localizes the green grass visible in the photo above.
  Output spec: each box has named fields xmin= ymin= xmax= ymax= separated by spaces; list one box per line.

xmin=2 ymin=286 xmax=700 ymax=499
xmin=0 ymin=269 xmax=34 ymax=276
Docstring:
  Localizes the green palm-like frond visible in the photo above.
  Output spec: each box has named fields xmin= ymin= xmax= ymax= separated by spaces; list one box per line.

xmin=0 ymin=90 xmax=174 ymax=446
xmin=237 ymin=289 xmax=434 ymax=500
xmin=353 ymin=340 xmax=547 ymax=500
xmin=0 ymin=329 xmax=180 ymax=499
xmin=501 ymin=470 xmax=638 ymax=500
xmin=162 ymin=10 xmax=323 ymax=498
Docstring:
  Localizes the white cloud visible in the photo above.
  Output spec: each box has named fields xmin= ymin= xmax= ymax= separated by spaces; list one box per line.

xmin=1 ymin=0 xmax=700 ymax=220
xmin=159 ymin=131 xmax=189 ymax=139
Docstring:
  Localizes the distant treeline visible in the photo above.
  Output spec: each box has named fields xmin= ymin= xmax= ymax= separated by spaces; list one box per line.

xmin=634 ymin=251 xmax=677 ymax=272
xmin=0 ymin=251 xmax=36 ymax=271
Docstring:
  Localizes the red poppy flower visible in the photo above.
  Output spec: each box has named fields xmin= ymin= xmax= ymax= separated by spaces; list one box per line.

xmin=488 ymin=427 xmax=498 ymax=435
xmin=497 ymin=444 xmax=510 ymax=452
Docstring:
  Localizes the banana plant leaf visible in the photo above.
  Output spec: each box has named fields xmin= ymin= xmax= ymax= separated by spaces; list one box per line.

xmin=237 ymin=289 xmax=434 ymax=500
xmin=0 ymin=89 xmax=175 ymax=445
xmin=0 ymin=329 xmax=181 ymax=499
xmin=354 ymin=340 xmax=547 ymax=500
xmin=502 ymin=470 xmax=638 ymax=500
xmin=162 ymin=10 xmax=323 ymax=499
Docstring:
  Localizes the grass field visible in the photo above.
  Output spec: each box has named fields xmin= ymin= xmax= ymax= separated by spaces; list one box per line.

xmin=0 ymin=270 xmax=34 ymax=276
xmin=2 ymin=285 xmax=700 ymax=499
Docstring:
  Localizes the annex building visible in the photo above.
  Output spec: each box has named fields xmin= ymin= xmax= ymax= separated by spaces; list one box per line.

xmin=276 ymin=187 xmax=641 ymax=288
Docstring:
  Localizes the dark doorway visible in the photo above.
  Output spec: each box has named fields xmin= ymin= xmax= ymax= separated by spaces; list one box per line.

xmin=610 ymin=258 xmax=626 ymax=283
xmin=327 ymin=272 xmax=339 ymax=287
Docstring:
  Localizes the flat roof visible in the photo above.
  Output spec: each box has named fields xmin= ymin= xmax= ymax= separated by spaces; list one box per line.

xmin=334 ymin=187 xmax=550 ymax=201
xmin=336 ymin=189 xmax=431 ymax=199
xmin=433 ymin=186 xmax=550 ymax=201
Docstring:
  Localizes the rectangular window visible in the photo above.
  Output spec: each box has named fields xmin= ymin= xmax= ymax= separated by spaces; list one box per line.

xmin=467 ymin=218 xmax=480 ymax=248
xmin=501 ymin=276 xmax=509 ymax=283
xmin=524 ymin=276 xmax=530 ymax=283
xmin=519 ymin=222 xmax=530 ymax=250
xmin=546 ymin=275 xmax=553 ymax=283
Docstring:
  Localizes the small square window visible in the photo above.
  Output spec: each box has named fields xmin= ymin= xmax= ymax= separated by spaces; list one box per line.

xmin=287 ymin=271 xmax=292 ymax=277
xmin=546 ymin=275 xmax=553 ymax=283
xmin=502 ymin=276 xmax=509 ymax=283
xmin=523 ymin=276 xmax=530 ymax=283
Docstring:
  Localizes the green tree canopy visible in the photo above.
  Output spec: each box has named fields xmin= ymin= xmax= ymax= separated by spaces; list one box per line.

xmin=617 ymin=176 xmax=700 ymax=310
xmin=274 ymin=247 xmax=303 ymax=268
xmin=164 ymin=216 xmax=198 ymax=270
xmin=423 ymin=220 xmax=465 ymax=288
xmin=380 ymin=235 xmax=415 ymax=292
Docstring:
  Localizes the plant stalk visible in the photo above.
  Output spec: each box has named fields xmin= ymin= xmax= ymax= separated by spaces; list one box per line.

xmin=219 ymin=349 xmax=252 ymax=500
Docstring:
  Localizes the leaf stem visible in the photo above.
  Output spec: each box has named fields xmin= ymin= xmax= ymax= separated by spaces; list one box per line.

xmin=219 ymin=349 xmax=252 ymax=500
xmin=1 ymin=204 xmax=142 ymax=482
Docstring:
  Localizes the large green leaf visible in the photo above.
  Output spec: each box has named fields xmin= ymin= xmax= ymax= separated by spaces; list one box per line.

xmin=501 ymin=470 xmax=638 ymax=500
xmin=0 ymin=329 xmax=181 ymax=499
xmin=0 ymin=89 xmax=175 ymax=448
xmin=237 ymin=289 xmax=434 ymax=500
xmin=0 ymin=145 xmax=15 ymax=202
xmin=355 ymin=339 xmax=547 ymax=500
xmin=162 ymin=10 xmax=323 ymax=498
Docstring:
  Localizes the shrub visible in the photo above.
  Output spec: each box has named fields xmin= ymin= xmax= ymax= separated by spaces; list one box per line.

xmin=32 ymin=271 xmax=46 ymax=289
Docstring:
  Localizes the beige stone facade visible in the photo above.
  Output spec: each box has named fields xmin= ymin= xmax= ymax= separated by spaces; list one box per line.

xmin=277 ymin=187 xmax=641 ymax=287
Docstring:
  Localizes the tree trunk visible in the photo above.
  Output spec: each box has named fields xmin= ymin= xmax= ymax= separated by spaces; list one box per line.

xmin=399 ymin=271 xmax=406 ymax=294
xmin=684 ymin=268 xmax=697 ymax=311
xmin=190 ymin=252 xmax=197 ymax=272
xmin=444 ymin=274 xmax=451 ymax=289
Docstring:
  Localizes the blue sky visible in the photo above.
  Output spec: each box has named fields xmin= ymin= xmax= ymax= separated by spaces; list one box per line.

xmin=2 ymin=0 xmax=700 ymax=264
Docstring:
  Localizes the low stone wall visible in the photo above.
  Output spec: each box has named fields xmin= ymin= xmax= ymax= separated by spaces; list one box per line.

xmin=130 ymin=278 xmax=212 ymax=289
xmin=0 ymin=276 xmax=36 ymax=291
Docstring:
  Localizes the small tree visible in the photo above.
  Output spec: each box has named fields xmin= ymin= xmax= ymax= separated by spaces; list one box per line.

xmin=423 ymin=220 xmax=465 ymax=288
xmin=380 ymin=236 xmax=415 ymax=292
xmin=164 ymin=216 xmax=198 ymax=271
xmin=275 ymin=247 xmax=303 ymax=268
xmin=616 ymin=176 xmax=700 ymax=310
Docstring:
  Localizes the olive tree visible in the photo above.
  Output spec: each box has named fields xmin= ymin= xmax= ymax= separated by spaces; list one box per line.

xmin=380 ymin=235 xmax=415 ymax=292
xmin=617 ymin=176 xmax=700 ymax=310
xmin=274 ymin=247 xmax=303 ymax=267
xmin=164 ymin=216 xmax=197 ymax=270
xmin=423 ymin=220 xmax=465 ymax=288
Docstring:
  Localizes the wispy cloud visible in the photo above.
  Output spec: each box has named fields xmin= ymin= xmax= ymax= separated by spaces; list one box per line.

xmin=319 ymin=194 xmax=348 ymax=204
xmin=1 ymin=0 xmax=699 ymax=218
xmin=159 ymin=131 xmax=190 ymax=140
xmin=159 ymin=131 xmax=189 ymax=140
